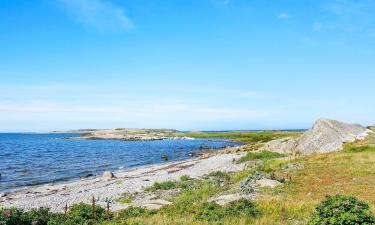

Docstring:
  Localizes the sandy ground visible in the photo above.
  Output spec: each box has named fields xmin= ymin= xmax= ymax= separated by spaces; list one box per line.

xmin=0 ymin=152 xmax=246 ymax=212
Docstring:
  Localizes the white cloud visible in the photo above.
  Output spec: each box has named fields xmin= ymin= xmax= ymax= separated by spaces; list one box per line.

xmin=210 ymin=0 xmax=231 ymax=6
xmin=277 ymin=13 xmax=290 ymax=20
xmin=0 ymin=99 xmax=273 ymax=131
xmin=313 ymin=22 xmax=323 ymax=32
xmin=58 ymin=0 xmax=134 ymax=31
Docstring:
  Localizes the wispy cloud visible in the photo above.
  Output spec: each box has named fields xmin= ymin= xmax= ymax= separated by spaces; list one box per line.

xmin=320 ymin=0 xmax=375 ymax=37
xmin=210 ymin=0 xmax=231 ymax=6
xmin=57 ymin=0 xmax=134 ymax=32
xmin=313 ymin=22 xmax=323 ymax=32
xmin=277 ymin=13 xmax=290 ymax=20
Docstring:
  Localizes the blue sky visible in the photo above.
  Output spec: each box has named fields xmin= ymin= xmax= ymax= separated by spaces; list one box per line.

xmin=1 ymin=0 xmax=375 ymax=132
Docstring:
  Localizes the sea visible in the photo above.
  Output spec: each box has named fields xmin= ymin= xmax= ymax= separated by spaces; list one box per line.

xmin=0 ymin=133 xmax=241 ymax=192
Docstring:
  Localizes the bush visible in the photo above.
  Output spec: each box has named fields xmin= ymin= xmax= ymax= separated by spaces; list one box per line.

xmin=67 ymin=203 xmax=107 ymax=222
xmin=0 ymin=208 xmax=29 ymax=225
xmin=240 ymin=171 xmax=266 ymax=194
xmin=224 ymin=199 xmax=260 ymax=217
xmin=194 ymin=202 xmax=223 ymax=221
xmin=180 ymin=175 xmax=191 ymax=182
xmin=145 ymin=181 xmax=177 ymax=191
xmin=309 ymin=194 xmax=375 ymax=225
xmin=26 ymin=208 xmax=51 ymax=225
xmin=238 ymin=151 xmax=285 ymax=163
xmin=116 ymin=207 xmax=155 ymax=219
xmin=206 ymin=171 xmax=231 ymax=189
xmin=0 ymin=208 xmax=68 ymax=225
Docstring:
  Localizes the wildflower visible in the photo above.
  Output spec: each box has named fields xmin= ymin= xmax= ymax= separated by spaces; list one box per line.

xmin=32 ymin=220 xmax=39 ymax=225
xmin=335 ymin=192 xmax=340 ymax=196
xmin=334 ymin=208 xmax=340 ymax=213
xmin=3 ymin=210 xmax=12 ymax=217
xmin=344 ymin=200 xmax=350 ymax=205
xmin=355 ymin=204 xmax=362 ymax=209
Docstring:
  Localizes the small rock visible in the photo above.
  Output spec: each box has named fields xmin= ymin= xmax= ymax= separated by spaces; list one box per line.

xmin=161 ymin=154 xmax=169 ymax=161
xmin=256 ymin=179 xmax=282 ymax=188
xmin=102 ymin=171 xmax=115 ymax=181
xmin=82 ymin=174 xmax=94 ymax=179
xmin=141 ymin=199 xmax=172 ymax=210
xmin=211 ymin=194 xmax=252 ymax=206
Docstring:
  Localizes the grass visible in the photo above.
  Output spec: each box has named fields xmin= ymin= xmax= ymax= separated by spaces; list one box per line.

xmin=145 ymin=180 xmax=178 ymax=192
xmin=4 ymin=132 xmax=375 ymax=225
xmin=237 ymin=151 xmax=286 ymax=163
xmin=170 ymin=131 xmax=301 ymax=143
xmin=119 ymin=141 xmax=375 ymax=225
xmin=117 ymin=192 xmax=134 ymax=204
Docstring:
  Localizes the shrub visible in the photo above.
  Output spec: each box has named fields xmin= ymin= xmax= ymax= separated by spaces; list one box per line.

xmin=194 ymin=202 xmax=223 ymax=221
xmin=180 ymin=175 xmax=191 ymax=182
xmin=116 ymin=207 xmax=155 ymax=219
xmin=145 ymin=181 xmax=177 ymax=191
xmin=224 ymin=199 xmax=260 ymax=217
xmin=238 ymin=151 xmax=285 ymax=163
xmin=26 ymin=208 xmax=51 ymax=225
xmin=206 ymin=171 xmax=231 ymax=189
xmin=240 ymin=171 xmax=266 ymax=194
xmin=309 ymin=194 xmax=375 ymax=225
xmin=0 ymin=208 xmax=29 ymax=225
xmin=0 ymin=208 xmax=67 ymax=225
xmin=67 ymin=203 xmax=107 ymax=222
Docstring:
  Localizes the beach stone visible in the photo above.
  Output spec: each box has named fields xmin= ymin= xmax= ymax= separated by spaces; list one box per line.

xmin=211 ymin=194 xmax=252 ymax=206
xmin=102 ymin=171 xmax=115 ymax=181
xmin=256 ymin=179 xmax=282 ymax=188
xmin=140 ymin=199 xmax=172 ymax=210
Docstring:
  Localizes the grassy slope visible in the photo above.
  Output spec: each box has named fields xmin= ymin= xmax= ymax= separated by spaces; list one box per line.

xmin=112 ymin=131 xmax=375 ymax=225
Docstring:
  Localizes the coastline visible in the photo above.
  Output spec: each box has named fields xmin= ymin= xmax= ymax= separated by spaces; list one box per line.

xmin=0 ymin=145 xmax=246 ymax=212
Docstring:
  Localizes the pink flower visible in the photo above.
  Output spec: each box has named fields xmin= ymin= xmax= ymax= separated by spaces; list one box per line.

xmin=334 ymin=208 xmax=340 ymax=213
xmin=335 ymin=192 xmax=340 ymax=196
xmin=3 ymin=210 xmax=12 ymax=217
xmin=344 ymin=200 xmax=350 ymax=205
xmin=355 ymin=205 xmax=362 ymax=209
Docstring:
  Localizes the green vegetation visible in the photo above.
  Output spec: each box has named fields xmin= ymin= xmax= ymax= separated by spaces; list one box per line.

xmin=343 ymin=144 xmax=375 ymax=153
xmin=117 ymin=193 xmax=134 ymax=204
xmin=237 ymin=151 xmax=285 ymax=163
xmin=309 ymin=194 xmax=375 ymax=225
xmin=171 ymin=131 xmax=301 ymax=143
xmin=3 ymin=135 xmax=375 ymax=225
xmin=0 ymin=203 xmax=109 ymax=225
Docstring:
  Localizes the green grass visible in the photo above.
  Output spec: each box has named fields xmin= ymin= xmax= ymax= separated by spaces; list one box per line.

xmin=170 ymin=131 xmax=301 ymax=143
xmin=237 ymin=151 xmax=286 ymax=163
xmin=145 ymin=180 xmax=178 ymax=191
xmin=343 ymin=144 xmax=375 ymax=153
xmin=4 ymin=139 xmax=375 ymax=225
xmin=117 ymin=192 xmax=134 ymax=204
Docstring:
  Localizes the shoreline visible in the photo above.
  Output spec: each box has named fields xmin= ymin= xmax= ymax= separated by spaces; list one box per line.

xmin=0 ymin=146 xmax=246 ymax=212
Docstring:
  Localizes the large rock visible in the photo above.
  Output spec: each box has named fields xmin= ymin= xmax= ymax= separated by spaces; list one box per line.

xmin=102 ymin=171 xmax=115 ymax=181
xmin=262 ymin=118 xmax=371 ymax=155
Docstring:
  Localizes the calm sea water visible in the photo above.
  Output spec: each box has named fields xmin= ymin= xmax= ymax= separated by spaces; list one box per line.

xmin=0 ymin=133 xmax=241 ymax=192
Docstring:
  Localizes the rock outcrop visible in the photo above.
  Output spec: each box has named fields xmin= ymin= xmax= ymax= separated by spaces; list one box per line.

xmin=262 ymin=118 xmax=371 ymax=155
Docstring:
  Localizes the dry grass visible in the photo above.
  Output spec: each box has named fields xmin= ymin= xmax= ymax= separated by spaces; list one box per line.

xmin=107 ymin=133 xmax=375 ymax=225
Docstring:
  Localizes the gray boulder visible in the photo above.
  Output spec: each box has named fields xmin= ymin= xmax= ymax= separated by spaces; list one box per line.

xmin=262 ymin=118 xmax=371 ymax=155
